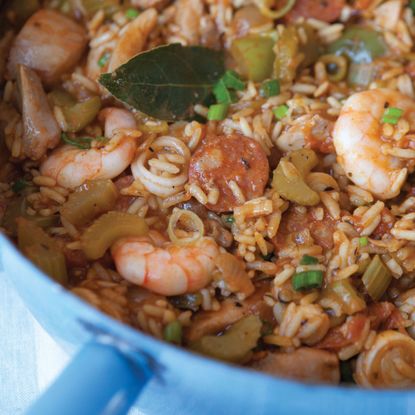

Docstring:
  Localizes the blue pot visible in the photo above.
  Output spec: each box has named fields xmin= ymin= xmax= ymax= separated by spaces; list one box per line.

xmin=1 ymin=233 xmax=415 ymax=415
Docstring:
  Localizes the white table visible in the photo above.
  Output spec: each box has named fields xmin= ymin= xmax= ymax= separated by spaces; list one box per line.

xmin=0 ymin=271 xmax=69 ymax=414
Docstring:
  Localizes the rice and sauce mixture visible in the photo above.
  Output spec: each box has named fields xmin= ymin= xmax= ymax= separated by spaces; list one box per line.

xmin=3 ymin=0 xmax=415 ymax=388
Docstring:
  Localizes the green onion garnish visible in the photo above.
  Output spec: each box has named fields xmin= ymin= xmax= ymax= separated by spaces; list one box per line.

xmin=410 ymin=0 xmax=415 ymax=14
xmin=207 ymin=103 xmax=229 ymax=121
xmin=213 ymin=80 xmax=236 ymax=104
xmin=163 ymin=320 xmax=182 ymax=345
xmin=222 ymin=70 xmax=245 ymax=91
xmin=273 ymin=104 xmax=289 ymax=120
xmin=61 ymin=133 xmax=106 ymax=149
xmin=292 ymin=270 xmax=323 ymax=291
xmin=260 ymin=79 xmax=280 ymax=98
xmin=224 ymin=215 xmax=235 ymax=224
xmin=12 ymin=179 xmax=28 ymax=193
xmin=125 ymin=8 xmax=139 ymax=19
xmin=382 ymin=107 xmax=403 ymax=125
xmin=300 ymin=255 xmax=319 ymax=265
xmin=359 ymin=236 xmax=368 ymax=247
xmin=97 ymin=51 xmax=111 ymax=68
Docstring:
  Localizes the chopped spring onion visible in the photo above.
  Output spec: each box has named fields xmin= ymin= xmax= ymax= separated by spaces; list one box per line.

xmin=98 ymin=51 xmax=111 ymax=68
xmin=213 ymin=80 xmax=236 ymax=104
xmin=168 ymin=208 xmax=205 ymax=246
xmin=163 ymin=320 xmax=182 ymax=345
xmin=292 ymin=270 xmax=323 ymax=291
xmin=382 ymin=107 xmax=403 ymax=125
xmin=224 ymin=215 xmax=235 ymax=224
xmin=254 ymin=0 xmax=295 ymax=19
xmin=12 ymin=179 xmax=28 ymax=193
xmin=61 ymin=133 xmax=106 ymax=150
xmin=362 ymin=255 xmax=392 ymax=301
xmin=410 ymin=0 xmax=415 ymax=14
xmin=222 ymin=70 xmax=245 ymax=91
xmin=273 ymin=104 xmax=289 ymax=120
xmin=300 ymin=254 xmax=319 ymax=265
xmin=260 ymin=79 xmax=280 ymax=98
xmin=125 ymin=8 xmax=139 ymax=19
xmin=359 ymin=236 xmax=368 ymax=247
xmin=207 ymin=103 xmax=229 ymax=121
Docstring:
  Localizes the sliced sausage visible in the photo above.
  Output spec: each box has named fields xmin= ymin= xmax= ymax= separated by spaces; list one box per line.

xmin=8 ymin=9 xmax=87 ymax=85
xmin=250 ymin=348 xmax=340 ymax=385
xmin=189 ymin=134 xmax=269 ymax=212
xmin=285 ymin=0 xmax=345 ymax=23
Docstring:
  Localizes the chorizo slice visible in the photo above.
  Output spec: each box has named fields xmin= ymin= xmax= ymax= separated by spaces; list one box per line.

xmin=188 ymin=134 xmax=269 ymax=212
xmin=285 ymin=0 xmax=345 ymax=23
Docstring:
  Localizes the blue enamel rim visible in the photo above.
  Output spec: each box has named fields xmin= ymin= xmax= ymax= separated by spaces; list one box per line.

xmin=2 ymin=232 xmax=415 ymax=414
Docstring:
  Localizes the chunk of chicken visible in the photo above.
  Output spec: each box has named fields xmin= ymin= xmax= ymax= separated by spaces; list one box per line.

xmin=17 ymin=65 xmax=61 ymax=160
xmin=8 ymin=9 xmax=87 ymax=85
xmin=184 ymin=283 xmax=273 ymax=342
xmin=251 ymin=348 xmax=340 ymax=385
xmin=108 ymin=8 xmax=158 ymax=72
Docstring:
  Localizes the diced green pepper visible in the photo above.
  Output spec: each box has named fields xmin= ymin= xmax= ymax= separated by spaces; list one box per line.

xmin=61 ymin=96 xmax=102 ymax=133
xmin=163 ymin=321 xmax=182 ymax=345
xmin=328 ymin=26 xmax=387 ymax=64
xmin=231 ymin=35 xmax=275 ymax=82
xmin=190 ymin=315 xmax=262 ymax=363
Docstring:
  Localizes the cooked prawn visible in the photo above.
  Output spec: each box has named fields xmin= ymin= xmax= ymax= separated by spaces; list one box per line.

xmin=333 ymin=89 xmax=415 ymax=199
xmin=111 ymin=231 xmax=220 ymax=296
xmin=40 ymin=108 xmax=139 ymax=188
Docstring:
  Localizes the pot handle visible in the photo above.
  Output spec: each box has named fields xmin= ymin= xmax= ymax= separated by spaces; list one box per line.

xmin=26 ymin=339 xmax=153 ymax=415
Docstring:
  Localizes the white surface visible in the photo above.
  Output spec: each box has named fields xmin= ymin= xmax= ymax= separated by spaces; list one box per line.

xmin=0 ymin=271 xmax=143 ymax=415
xmin=0 ymin=271 xmax=68 ymax=414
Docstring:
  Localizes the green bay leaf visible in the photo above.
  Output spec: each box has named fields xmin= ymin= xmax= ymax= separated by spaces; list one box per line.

xmin=99 ymin=44 xmax=225 ymax=121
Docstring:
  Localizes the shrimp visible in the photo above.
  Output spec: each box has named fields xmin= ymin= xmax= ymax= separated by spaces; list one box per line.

xmin=333 ymin=89 xmax=415 ymax=200
xmin=111 ymin=231 xmax=220 ymax=296
xmin=40 ymin=108 xmax=138 ymax=188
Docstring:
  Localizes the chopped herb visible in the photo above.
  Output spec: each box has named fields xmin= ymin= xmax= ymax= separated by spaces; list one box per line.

xmin=125 ymin=8 xmax=139 ymax=19
xmin=12 ymin=179 xmax=28 ymax=194
xmin=98 ymin=51 xmax=111 ymax=68
xmin=224 ymin=215 xmax=235 ymax=224
xmin=410 ymin=0 xmax=415 ymax=14
xmin=359 ymin=236 xmax=368 ymax=247
xmin=259 ymin=79 xmax=280 ymax=98
xmin=382 ymin=107 xmax=403 ymax=125
xmin=163 ymin=320 xmax=182 ymax=345
xmin=222 ymin=70 xmax=245 ymax=91
xmin=207 ymin=103 xmax=229 ymax=121
xmin=61 ymin=133 xmax=106 ymax=149
xmin=273 ymin=104 xmax=289 ymax=120
xmin=300 ymin=255 xmax=319 ymax=265
xmin=213 ymin=80 xmax=236 ymax=104
xmin=292 ymin=270 xmax=323 ymax=291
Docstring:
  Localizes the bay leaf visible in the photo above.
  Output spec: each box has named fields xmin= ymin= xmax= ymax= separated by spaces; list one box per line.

xmin=99 ymin=43 xmax=225 ymax=121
